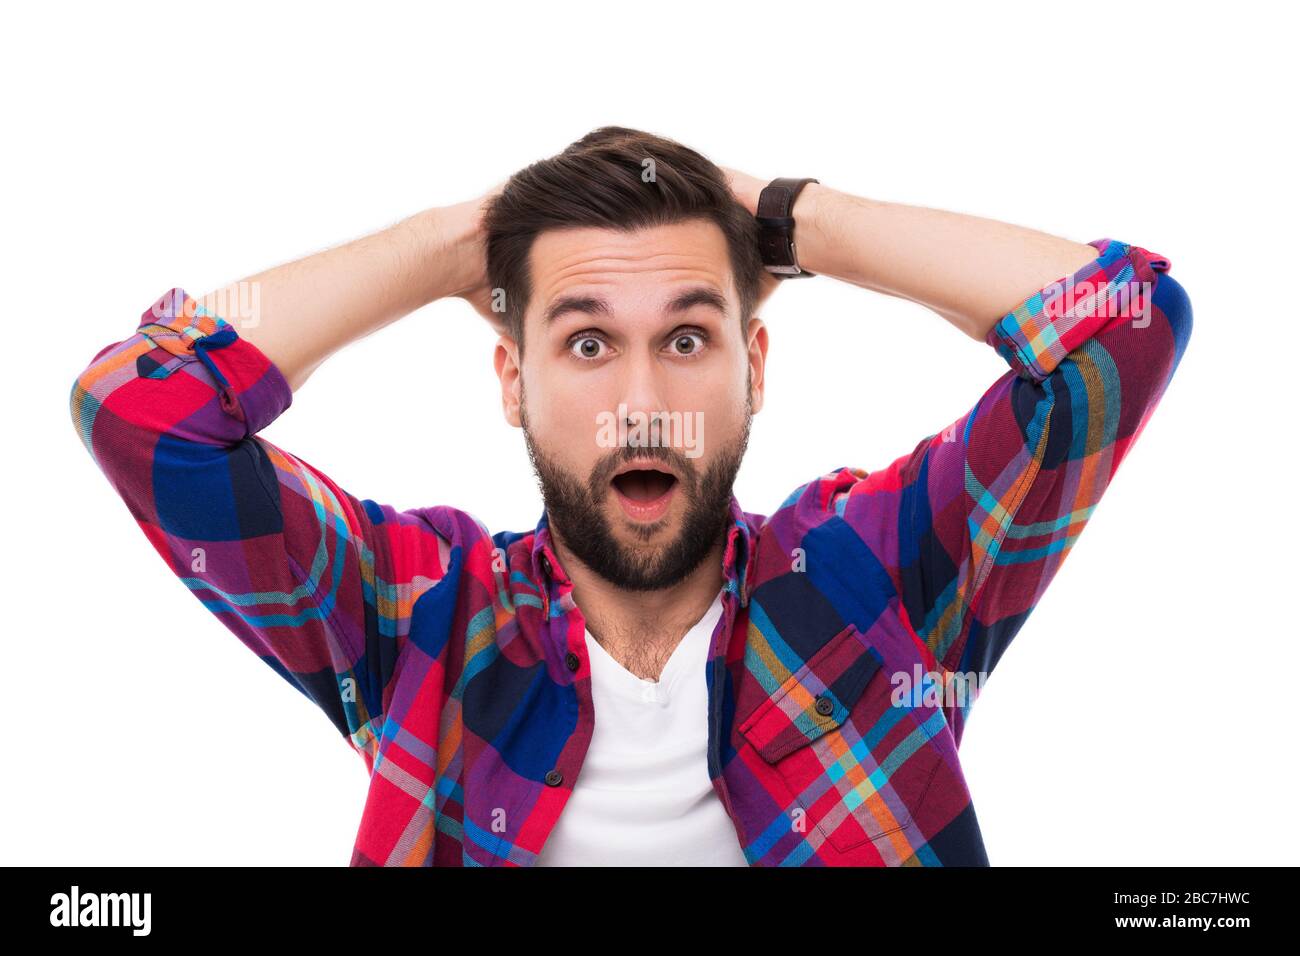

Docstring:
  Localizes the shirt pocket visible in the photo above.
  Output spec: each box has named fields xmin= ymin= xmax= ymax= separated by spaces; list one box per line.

xmin=738 ymin=622 xmax=944 ymax=854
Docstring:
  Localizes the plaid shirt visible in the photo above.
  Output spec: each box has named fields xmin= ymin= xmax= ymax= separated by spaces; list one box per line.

xmin=69 ymin=237 xmax=1192 ymax=865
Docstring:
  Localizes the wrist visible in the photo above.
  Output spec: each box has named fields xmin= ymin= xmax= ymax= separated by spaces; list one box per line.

xmin=416 ymin=201 xmax=487 ymax=302
xmin=754 ymin=177 xmax=825 ymax=279
xmin=791 ymin=180 xmax=827 ymax=225
xmin=437 ymin=197 xmax=486 ymax=251
xmin=787 ymin=181 xmax=832 ymax=277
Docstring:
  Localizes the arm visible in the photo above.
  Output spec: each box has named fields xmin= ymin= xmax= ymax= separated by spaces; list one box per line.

xmin=728 ymin=172 xmax=1194 ymax=739
xmin=68 ymin=193 xmax=497 ymax=768
xmin=722 ymin=169 xmax=1100 ymax=340
xmin=199 ymin=193 xmax=496 ymax=392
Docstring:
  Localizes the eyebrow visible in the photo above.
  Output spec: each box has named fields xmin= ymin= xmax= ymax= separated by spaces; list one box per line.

xmin=542 ymin=285 xmax=729 ymax=326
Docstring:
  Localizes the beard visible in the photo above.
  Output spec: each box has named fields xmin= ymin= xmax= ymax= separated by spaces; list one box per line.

xmin=520 ymin=392 xmax=752 ymax=592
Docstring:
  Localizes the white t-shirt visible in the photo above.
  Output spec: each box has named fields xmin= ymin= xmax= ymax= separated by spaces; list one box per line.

xmin=535 ymin=590 xmax=749 ymax=866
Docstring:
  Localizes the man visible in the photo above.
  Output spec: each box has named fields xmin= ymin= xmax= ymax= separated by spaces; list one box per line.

xmin=69 ymin=126 xmax=1193 ymax=866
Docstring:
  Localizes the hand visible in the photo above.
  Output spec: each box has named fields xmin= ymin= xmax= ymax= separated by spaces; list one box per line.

xmin=451 ymin=179 xmax=508 ymax=334
xmin=718 ymin=165 xmax=768 ymax=217
xmin=718 ymin=165 xmax=782 ymax=313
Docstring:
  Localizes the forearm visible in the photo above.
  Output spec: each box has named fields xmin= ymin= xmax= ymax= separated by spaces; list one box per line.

xmin=785 ymin=183 xmax=1098 ymax=341
xmin=197 ymin=200 xmax=484 ymax=391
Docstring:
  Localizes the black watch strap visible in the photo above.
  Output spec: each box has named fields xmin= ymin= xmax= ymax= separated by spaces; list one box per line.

xmin=756 ymin=177 xmax=819 ymax=278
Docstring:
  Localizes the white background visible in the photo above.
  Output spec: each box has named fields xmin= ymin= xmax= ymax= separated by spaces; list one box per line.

xmin=3 ymin=0 xmax=1295 ymax=866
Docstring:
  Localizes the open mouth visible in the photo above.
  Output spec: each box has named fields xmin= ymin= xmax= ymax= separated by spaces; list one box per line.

xmin=610 ymin=464 xmax=679 ymax=521
xmin=611 ymin=468 xmax=677 ymax=502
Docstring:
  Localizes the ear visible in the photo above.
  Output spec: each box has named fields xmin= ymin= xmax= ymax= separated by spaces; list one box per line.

xmin=745 ymin=316 xmax=769 ymax=415
xmin=494 ymin=334 xmax=523 ymax=428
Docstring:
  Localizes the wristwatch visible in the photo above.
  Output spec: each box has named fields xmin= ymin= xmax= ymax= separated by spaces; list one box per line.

xmin=756 ymin=177 xmax=819 ymax=278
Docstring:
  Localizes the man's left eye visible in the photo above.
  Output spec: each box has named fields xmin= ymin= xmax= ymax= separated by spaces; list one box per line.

xmin=670 ymin=333 xmax=705 ymax=355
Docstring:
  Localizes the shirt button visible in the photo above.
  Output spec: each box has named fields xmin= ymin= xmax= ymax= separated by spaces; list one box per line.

xmin=540 ymin=554 xmax=552 ymax=576
xmin=544 ymin=769 xmax=564 ymax=787
xmin=815 ymin=694 xmax=835 ymax=716
xmin=565 ymin=651 xmax=580 ymax=672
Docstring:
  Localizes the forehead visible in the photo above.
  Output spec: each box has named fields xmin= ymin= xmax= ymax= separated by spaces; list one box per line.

xmin=527 ymin=219 xmax=735 ymax=317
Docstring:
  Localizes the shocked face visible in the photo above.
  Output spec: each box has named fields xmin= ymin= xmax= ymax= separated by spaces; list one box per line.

xmin=496 ymin=218 xmax=767 ymax=591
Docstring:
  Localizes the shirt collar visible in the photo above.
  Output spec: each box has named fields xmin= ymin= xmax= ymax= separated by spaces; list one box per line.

xmin=529 ymin=493 xmax=754 ymax=607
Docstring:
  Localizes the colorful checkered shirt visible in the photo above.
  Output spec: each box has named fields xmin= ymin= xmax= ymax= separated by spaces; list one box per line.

xmin=69 ymin=237 xmax=1192 ymax=865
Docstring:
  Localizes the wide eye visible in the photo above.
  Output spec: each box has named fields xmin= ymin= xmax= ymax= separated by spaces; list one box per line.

xmin=670 ymin=332 xmax=705 ymax=356
xmin=570 ymin=335 xmax=606 ymax=360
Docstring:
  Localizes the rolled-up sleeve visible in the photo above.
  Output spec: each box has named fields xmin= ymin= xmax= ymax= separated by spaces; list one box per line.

xmin=785 ymin=239 xmax=1194 ymax=746
xmin=68 ymin=288 xmax=445 ymax=770
xmin=899 ymin=238 xmax=1193 ymax=710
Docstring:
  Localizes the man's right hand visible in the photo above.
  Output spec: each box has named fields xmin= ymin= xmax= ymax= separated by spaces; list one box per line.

xmin=450 ymin=179 xmax=508 ymax=335
xmin=199 ymin=179 xmax=510 ymax=392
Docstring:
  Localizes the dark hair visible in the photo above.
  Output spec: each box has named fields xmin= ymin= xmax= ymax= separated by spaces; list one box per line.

xmin=483 ymin=126 xmax=763 ymax=355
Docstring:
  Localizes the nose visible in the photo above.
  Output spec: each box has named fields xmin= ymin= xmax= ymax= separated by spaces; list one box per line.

xmin=617 ymin=348 xmax=670 ymax=449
